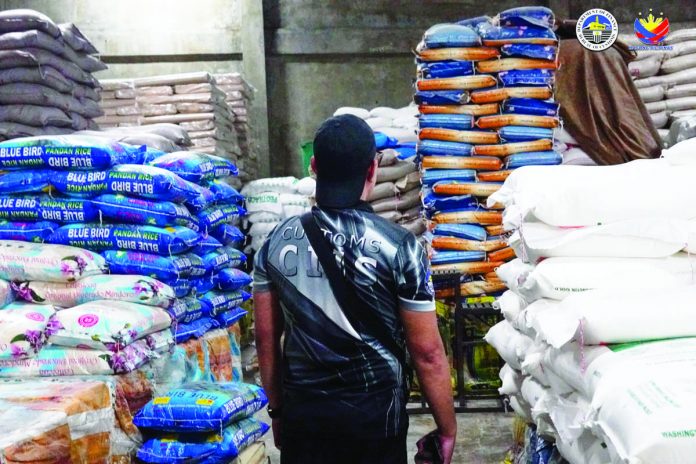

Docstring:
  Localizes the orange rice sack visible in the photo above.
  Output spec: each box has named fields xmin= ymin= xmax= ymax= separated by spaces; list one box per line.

xmin=421 ymin=156 xmax=503 ymax=171
xmin=419 ymin=127 xmax=499 ymax=144
xmin=476 ymin=114 xmax=560 ymax=129
xmin=473 ymin=139 xmax=553 ymax=156
xmin=476 ymin=58 xmax=558 ymax=73
xmin=418 ymin=104 xmax=499 ymax=116
xmin=470 ymin=87 xmax=553 ymax=104
xmin=431 ymin=210 xmax=502 ymax=225
xmin=432 ymin=236 xmax=508 ymax=252
xmin=417 ymin=47 xmax=500 ymax=62
xmin=417 ymin=75 xmax=497 ymax=91
xmin=477 ymin=170 xmax=514 ymax=182
xmin=431 ymin=261 xmax=503 ymax=275
xmin=488 ymin=246 xmax=516 ymax=262
xmin=432 ymin=182 xmax=502 ymax=197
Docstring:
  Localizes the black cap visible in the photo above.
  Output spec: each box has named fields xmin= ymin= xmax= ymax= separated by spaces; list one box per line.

xmin=313 ymin=114 xmax=376 ymax=208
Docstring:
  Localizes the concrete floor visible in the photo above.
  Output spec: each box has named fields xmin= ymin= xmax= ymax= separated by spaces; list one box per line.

xmin=261 ymin=412 xmax=515 ymax=463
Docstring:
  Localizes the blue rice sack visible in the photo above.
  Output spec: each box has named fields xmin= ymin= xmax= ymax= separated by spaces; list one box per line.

xmin=0 ymin=135 xmax=144 ymax=170
xmin=215 ymin=268 xmax=253 ymax=292
xmin=499 ymin=69 xmax=555 ymax=87
xmin=174 ymin=317 xmax=216 ymax=344
xmin=414 ymin=90 xmax=469 ymax=106
xmin=162 ymin=278 xmax=192 ymax=298
xmin=374 ymin=132 xmax=398 ymax=150
xmin=103 ymin=250 xmax=192 ymax=281
xmin=417 ymin=140 xmax=474 ymax=157
xmin=136 ymin=417 xmax=268 ymax=464
xmin=169 ymin=297 xmax=212 ymax=323
xmin=0 ymin=170 xmax=52 ymax=194
xmin=134 ymin=382 xmax=268 ymax=432
xmin=506 ymin=151 xmax=562 ymax=168
xmin=433 ymin=224 xmax=487 ymax=241
xmin=207 ymin=180 xmax=243 ymax=204
xmin=141 ymin=148 xmax=167 ymax=164
xmin=0 ymin=220 xmax=57 ymax=242
xmin=419 ymin=114 xmax=474 ymax=131
xmin=418 ymin=61 xmax=475 ymax=79
xmin=51 ymin=165 xmax=199 ymax=203
xmin=49 ymin=224 xmax=200 ymax=255
xmin=480 ymin=25 xmax=557 ymax=44
xmin=502 ymin=98 xmax=559 ymax=117
xmin=207 ymin=154 xmax=238 ymax=178
xmin=200 ymin=247 xmax=247 ymax=274
xmin=148 ymin=151 xmax=216 ymax=183
xmin=501 ymin=44 xmax=557 ymax=61
xmin=192 ymin=236 xmax=224 ymax=255
xmin=498 ymin=126 xmax=553 ymax=143
xmin=422 ymin=169 xmax=476 ymax=187
xmin=423 ymin=24 xmax=481 ymax=48
xmin=92 ymin=194 xmax=198 ymax=230
xmin=209 ymin=224 xmax=245 ymax=247
xmin=191 ymin=275 xmax=215 ymax=295
xmin=431 ymin=250 xmax=487 ymax=265
xmin=185 ymin=184 xmax=216 ymax=212
xmin=457 ymin=16 xmax=492 ymax=29
xmin=499 ymin=6 xmax=555 ymax=29
xmin=0 ymin=195 xmax=96 ymax=223
xmin=197 ymin=204 xmax=246 ymax=232
xmin=422 ymin=190 xmax=476 ymax=214
xmin=199 ymin=290 xmax=251 ymax=317
xmin=215 ymin=307 xmax=248 ymax=328
xmin=394 ymin=143 xmax=416 ymax=161
xmin=179 ymin=253 xmax=207 ymax=278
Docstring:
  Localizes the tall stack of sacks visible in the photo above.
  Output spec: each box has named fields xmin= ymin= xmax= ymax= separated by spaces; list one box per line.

xmin=134 ymin=382 xmax=269 ymax=464
xmin=415 ymin=7 xmax=562 ymax=299
xmin=98 ymin=80 xmax=141 ymax=128
xmin=242 ymin=176 xmax=315 ymax=253
xmin=0 ymin=9 xmax=105 ymax=139
xmin=215 ymin=73 xmax=260 ymax=184
xmin=485 ymin=145 xmax=696 ymax=463
xmin=75 ymin=122 xmax=194 ymax=154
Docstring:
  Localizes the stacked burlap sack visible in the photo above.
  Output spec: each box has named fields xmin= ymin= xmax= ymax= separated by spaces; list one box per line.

xmin=415 ymin=7 xmax=562 ymax=298
xmin=216 ymin=73 xmax=260 ymax=182
xmin=626 ymin=29 xmax=696 ymax=144
xmin=242 ymin=176 xmax=316 ymax=253
xmin=0 ymin=9 xmax=105 ymax=140
xmin=485 ymin=139 xmax=696 ymax=463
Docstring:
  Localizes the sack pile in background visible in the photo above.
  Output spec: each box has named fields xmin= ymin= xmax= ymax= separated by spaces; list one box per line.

xmin=242 ymin=176 xmax=315 ymax=253
xmin=0 ymin=9 xmax=105 ymax=140
xmin=486 ymin=143 xmax=696 ymax=464
xmin=415 ymin=7 xmax=562 ymax=298
xmin=625 ymin=28 xmax=696 ymax=146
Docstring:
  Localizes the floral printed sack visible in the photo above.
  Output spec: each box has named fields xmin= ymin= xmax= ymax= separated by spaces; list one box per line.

xmin=0 ymin=240 xmax=106 ymax=282
xmin=0 ymin=302 xmax=57 ymax=359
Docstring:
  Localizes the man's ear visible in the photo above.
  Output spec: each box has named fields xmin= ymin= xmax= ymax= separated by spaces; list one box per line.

xmin=310 ymin=156 xmax=317 ymax=174
xmin=366 ymin=158 xmax=378 ymax=182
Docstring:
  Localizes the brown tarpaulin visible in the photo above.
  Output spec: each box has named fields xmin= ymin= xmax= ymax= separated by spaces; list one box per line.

xmin=556 ymin=23 xmax=662 ymax=164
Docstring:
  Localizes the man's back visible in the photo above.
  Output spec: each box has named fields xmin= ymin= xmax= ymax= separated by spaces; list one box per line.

xmin=254 ymin=203 xmax=433 ymax=438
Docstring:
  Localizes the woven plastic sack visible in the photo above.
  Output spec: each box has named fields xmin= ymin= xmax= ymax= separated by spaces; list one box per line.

xmin=0 ymin=220 xmax=57 ymax=242
xmin=175 ymin=317 xmax=216 ymax=344
xmin=199 ymin=247 xmax=247 ymax=274
xmin=480 ymin=25 xmax=557 ymax=46
xmin=134 ymin=382 xmax=268 ymax=432
xmin=209 ymin=224 xmax=245 ymax=247
xmin=192 ymin=236 xmax=224 ymax=255
xmin=215 ymin=268 xmax=253 ymax=292
xmin=163 ymin=278 xmax=193 ymax=298
xmin=208 ymin=180 xmax=243 ymax=204
xmin=199 ymin=290 xmax=251 ymax=317
xmin=506 ymin=151 xmax=562 ymax=169
xmin=418 ymin=61 xmax=475 ymax=79
xmin=0 ymin=170 xmax=52 ymax=194
xmin=169 ymin=296 xmax=211 ymax=323
xmin=93 ymin=194 xmax=198 ymax=230
xmin=103 ymin=250 xmax=192 ymax=281
xmin=215 ymin=307 xmax=248 ymax=328
xmin=501 ymin=98 xmax=559 ymax=117
xmin=433 ymin=223 xmax=487 ymax=241
xmin=423 ymin=24 xmax=481 ymax=48
xmin=414 ymin=90 xmax=469 ymax=106
xmin=417 ymin=139 xmax=474 ymax=156
xmin=186 ymin=184 xmax=216 ymax=212
xmin=148 ymin=151 xmax=218 ymax=183
xmin=499 ymin=7 xmax=555 ymax=29
xmin=0 ymin=302 xmax=55 ymax=359
xmin=422 ymin=169 xmax=476 ymax=186
xmin=498 ymin=69 xmax=555 ymax=87
xmin=197 ymin=204 xmax=246 ymax=232
xmin=419 ymin=114 xmax=474 ymax=130
xmin=500 ymin=44 xmax=556 ymax=60
xmin=0 ymin=240 xmax=106 ymax=282
xmin=498 ymin=126 xmax=553 ymax=142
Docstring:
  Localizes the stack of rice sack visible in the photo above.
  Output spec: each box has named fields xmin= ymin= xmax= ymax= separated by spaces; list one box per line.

xmin=485 ymin=142 xmax=696 ymax=463
xmin=98 ymin=80 xmax=141 ymax=128
xmin=134 ymin=382 xmax=269 ymax=464
xmin=215 ymin=73 xmax=260 ymax=184
xmin=242 ymin=176 xmax=316 ymax=253
xmin=0 ymin=9 xmax=105 ymax=140
xmin=415 ymin=7 xmax=562 ymax=299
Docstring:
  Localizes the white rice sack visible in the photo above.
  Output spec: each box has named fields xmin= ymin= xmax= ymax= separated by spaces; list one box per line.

xmin=645 ymin=99 xmax=667 ymax=113
xmin=664 ymin=96 xmax=696 ymax=112
xmin=484 ymin=320 xmax=532 ymax=370
xmin=333 ymin=107 xmax=369 ymax=119
xmin=374 ymin=126 xmax=418 ymax=143
xmin=249 ymin=221 xmax=280 ymax=238
xmin=661 ymin=52 xmax=696 ymax=74
xmin=534 ymin=285 xmax=696 ymax=349
xmin=668 ymin=40 xmax=696 ymax=58
xmin=15 ymin=275 xmax=175 ymax=309
xmin=0 ymin=280 xmax=13 ymax=309
xmin=554 ymin=430 xmax=611 ymax=464
xmin=241 ymin=177 xmax=299 ymax=196
xmin=0 ymin=302 xmax=55 ymax=359
xmin=246 ymin=211 xmax=282 ymax=224
xmin=48 ymin=300 xmax=171 ymax=350
xmin=512 ymin=254 xmax=696 ymax=302
xmin=495 ymin=259 xmax=534 ymax=295
xmin=509 ymin=219 xmax=689 ymax=263
xmin=637 ymin=84 xmax=665 ymax=103
xmin=245 ymin=191 xmax=283 ymax=216
xmin=628 ymin=56 xmax=662 ymax=79
xmin=498 ymin=363 xmax=524 ymax=396
xmin=554 ymin=127 xmax=578 ymax=145
xmin=489 ymin=158 xmax=696 ymax=229
xmin=295 ymin=177 xmax=316 ymax=196
xmin=665 ymin=82 xmax=696 ymax=100
xmin=561 ymin=147 xmax=597 ymax=166
xmin=364 ymin=117 xmax=393 ymax=130
xmin=392 ymin=115 xmax=418 ymax=130
xmin=0 ymin=241 xmax=106 ymax=283
xmin=650 ymin=110 xmax=669 ymax=128
xmin=250 ymin=235 xmax=267 ymax=252
xmin=520 ymin=376 xmax=555 ymax=434
xmin=662 ymin=135 xmax=696 ymax=163
xmin=665 ymin=28 xmax=696 ymax=45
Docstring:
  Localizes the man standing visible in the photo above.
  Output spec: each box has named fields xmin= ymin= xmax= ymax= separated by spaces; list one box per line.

xmin=254 ymin=114 xmax=456 ymax=464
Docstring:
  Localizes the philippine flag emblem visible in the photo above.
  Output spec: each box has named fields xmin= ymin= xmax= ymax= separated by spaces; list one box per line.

xmin=634 ymin=9 xmax=670 ymax=45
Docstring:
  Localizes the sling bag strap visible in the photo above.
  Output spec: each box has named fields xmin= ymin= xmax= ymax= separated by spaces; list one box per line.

xmin=300 ymin=212 xmax=407 ymax=369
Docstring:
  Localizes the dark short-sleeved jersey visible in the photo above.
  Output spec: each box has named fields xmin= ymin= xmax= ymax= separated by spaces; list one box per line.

xmin=254 ymin=202 xmax=434 ymax=439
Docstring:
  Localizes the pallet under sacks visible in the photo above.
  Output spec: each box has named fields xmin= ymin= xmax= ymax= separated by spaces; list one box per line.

xmin=0 ymin=134 xmax=254 ymax=462
xmin=415 ymin=8 xmax=562 ymax=299
xmin=486 ymin=143 xmax=696 ymax=463
xmin=0 ymin=9 xmax=106 ymax=140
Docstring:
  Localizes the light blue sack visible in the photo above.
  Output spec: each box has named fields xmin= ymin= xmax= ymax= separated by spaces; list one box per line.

xmin=0 ymin=220 xmax=58 ymax=242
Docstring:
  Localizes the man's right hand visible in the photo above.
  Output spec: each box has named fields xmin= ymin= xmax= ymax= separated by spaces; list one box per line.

xmin=439 ymin=433 xmax=455 ymax=464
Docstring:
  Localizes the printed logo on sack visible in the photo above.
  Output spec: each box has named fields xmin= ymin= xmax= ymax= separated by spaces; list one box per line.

xmin=576 ymin=9 xmax=619 ymax=51
xmin=630 ymin=9 xmax=673 ymax=51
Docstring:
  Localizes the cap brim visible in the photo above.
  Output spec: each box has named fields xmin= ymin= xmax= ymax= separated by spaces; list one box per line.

xmin=315 ymin=175 xmax=365 ymax=208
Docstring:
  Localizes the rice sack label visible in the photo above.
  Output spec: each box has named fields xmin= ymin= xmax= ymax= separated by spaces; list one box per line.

xmin=207 ymin=179 xmax=244 ymax=204
xmin=0 ymin=170 xmax=52 ymax=194
xmin=133 ymin=382 xmax=268 ymax=432
xmin=161 ymin=278 xmax=192 ymax=298
xmin=51 ymin=165 xmax=199 ymax=203
xmin=0 ymin=135 xmax=144 ymax=170
xmin=200 ymin=247 xmax=247 ymax=274
xmin=197 ymin=204 xmax=246 ymax=232
xmin=215 ymin=268 xmax=253 ymax=292
xmin=175 ymin=317 xmax=216 ymax=344
xmin=103 ymin=250 xmax=192 ymax=281
xmin=414 ymin=90 xmax=470 ymax=106
xmin=479 ymin=25 xmax=558 ymax=46
xmin=148 ymin=151 xmax=216 ymax=183
xmin=15 ymin=275 xmax=175 ymax=309
xmin=180 ymin=253 xmax=207 ymax=278
xmin=206 ymin=154 xmax=239 ymax=178
xmin=209 ymin=224 xmax=245 ymax=247
xmin=93 ymin=194 xmax=198 ymax=230
xmin=171 ymin=296 xmax=212 ymax=324
xmin=199 ymin=290 xmax=251 ymax=317
xmin=498 ymin=69 xmax=555 ymax=87
xmin=0 ymin=221 xmax=58 ymax=243
xmin=499 ymin=6 xmax=555 ymax=29
xmin=48 ymin=224 xmax=201 ymax=255
xmin=0 ymin=195 xmax=97 ymax=223
xmin=501 ymin=98 xmax=559 ymax=117
xmin=48 ymin=300 xmax=172 ymax=350
xmin=136 ymin=418 xmax=268 ymax=464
